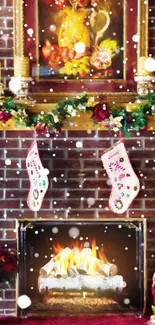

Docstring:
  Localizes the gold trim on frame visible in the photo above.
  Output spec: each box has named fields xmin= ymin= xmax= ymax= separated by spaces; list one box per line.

xmin=24 ymin=91 xmax=137 ymax=103
xmin=16 ymin=218 xmax=147 ymax=316
xmin=13 ymin=0 xmax=24 ymax=57
xmin=123 ymin=0 xmax=127 ymax=81
xmin=138 ymin=0 xmax=148 ymax=58
xmin=35 ymin=0 xmax=39 ymax=81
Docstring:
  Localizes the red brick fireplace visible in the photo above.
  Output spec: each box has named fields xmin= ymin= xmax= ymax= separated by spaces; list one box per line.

xmin=0 ymin=0 xmax=155 ymax=316
xmin=0 ymin=130 xmax=155 ymax=315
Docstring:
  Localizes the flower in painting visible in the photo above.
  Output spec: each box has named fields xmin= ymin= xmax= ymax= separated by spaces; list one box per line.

xmin=90 ymin=48 xmax=112 ymax=71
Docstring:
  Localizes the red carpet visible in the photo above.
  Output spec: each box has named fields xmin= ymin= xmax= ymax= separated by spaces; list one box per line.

xmin=0 ymin=316 xmax=148 ymax=325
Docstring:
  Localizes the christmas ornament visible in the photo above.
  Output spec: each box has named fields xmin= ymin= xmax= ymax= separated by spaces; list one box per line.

xmin=101 ymin=140 xmax=140 ymax=214
xmin=26 ymin=140 xmax=49 ymax=211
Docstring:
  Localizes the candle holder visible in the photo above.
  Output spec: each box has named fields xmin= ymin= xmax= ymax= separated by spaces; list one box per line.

xmin=137 ymin=56 xmax=152 ymax=77
xmin=8 ymin=55 xmax=33 ymax=100
xmin=0 ymin=82 xmax=5 ymax=101
xmin=134 ymin=56 xmax=155 ymax=99
xmin=9 ymin=76 xmax=32 ymax=100
xmin=14 ymin=56 xmax=30 ymax=78
xmin=134 ymin=75 xmax=154 ymax=99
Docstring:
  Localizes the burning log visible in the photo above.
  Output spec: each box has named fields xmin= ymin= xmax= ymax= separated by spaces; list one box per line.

xmin=56 ymin=247 xmax=73 ymax=277
xmin=53 ymin=261 xmax=62 ymax=277
xmin=109 ymin=264 xmax=118 ymax=277
xmin=40 ymin=258 xmax=55 ymax=277
xmin=54 ymin=247 xmax=73 ymax=262
xmin=75 ymin=248 xmax=92 ymax=273
xmin=67 ymin=267 xmax=79 ymax=277
xmin=40 ymin=247 xmax=73 ymax=277
xmin=98 ymin=263 xmax=118 ymax=277
xmin=87 ymin=257 xmax=99 ymax=275
xmin=80 ymin=248 xmax=92 ymax=260
xmin=39 ymin=244 xmax=121 ymax=294
xmin=39 ymin=246 xmax=118 ymax=278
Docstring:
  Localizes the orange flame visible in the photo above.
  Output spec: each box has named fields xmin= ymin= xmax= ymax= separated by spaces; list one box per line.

xmin=98 ymin=246 xmax=108 ymax=264
xmin=52 ymin=239 xmax=108 ymax=262
xmin=71 ymin=239 xmax=84 ymax=252
xmin=51 ymin=238 xmax=109 ymax=275
xmin=53 ymin=242 xmax=64 ymax=255
xmin=91 ymin=238 xmax=97 ymax=258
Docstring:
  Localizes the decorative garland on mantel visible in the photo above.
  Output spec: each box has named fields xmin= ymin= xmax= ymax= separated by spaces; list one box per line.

xmin=0 ymin=92 xmax=155 ymax=137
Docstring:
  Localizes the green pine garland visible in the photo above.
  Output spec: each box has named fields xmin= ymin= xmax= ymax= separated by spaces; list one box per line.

xmin=0 ymin=92 xmax=155 ymax=136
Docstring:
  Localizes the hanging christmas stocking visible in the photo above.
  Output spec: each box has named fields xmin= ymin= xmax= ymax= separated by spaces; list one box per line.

xmin=101 ymin=140 xmax=140 ymax=214
xmin=26 ymin=140 xmax=49 ymax=211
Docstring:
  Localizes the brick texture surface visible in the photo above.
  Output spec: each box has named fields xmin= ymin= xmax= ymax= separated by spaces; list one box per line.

xmin=0 ymin=0 xmax=154 ymax=316
xmin=0 ymin=131 xmax=155 ymax=314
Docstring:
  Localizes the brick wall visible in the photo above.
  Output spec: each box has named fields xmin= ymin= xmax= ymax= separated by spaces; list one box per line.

xmin=0 ymin=0 xmax=13 ymax=87
xmin=0 ymin=0 xmax=155 ymax=317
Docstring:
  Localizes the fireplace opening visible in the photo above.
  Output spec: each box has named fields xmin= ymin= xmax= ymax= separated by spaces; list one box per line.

xmin=17 ymin=219 xmax=147 ymax=316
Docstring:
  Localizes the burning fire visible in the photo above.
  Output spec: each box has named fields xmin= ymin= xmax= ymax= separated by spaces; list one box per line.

xmin=40 ymin=238 xmax=117 ymax=278
xmin=53 ymin=238 xmax=108 ymax=275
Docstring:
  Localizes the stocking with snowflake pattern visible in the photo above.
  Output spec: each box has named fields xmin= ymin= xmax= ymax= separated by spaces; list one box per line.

xmin=101 ymin=140 xmax=140 ymax=214
xmin=26 ymin=140 xmax=49 ymax=211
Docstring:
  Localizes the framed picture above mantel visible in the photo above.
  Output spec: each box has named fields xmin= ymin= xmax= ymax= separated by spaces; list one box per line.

xmin=13 ymin=0 xmax=148 ymax=102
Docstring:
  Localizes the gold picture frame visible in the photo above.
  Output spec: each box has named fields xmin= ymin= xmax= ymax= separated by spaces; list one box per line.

xmin=13 ymin=0 xmax=148 ymax=103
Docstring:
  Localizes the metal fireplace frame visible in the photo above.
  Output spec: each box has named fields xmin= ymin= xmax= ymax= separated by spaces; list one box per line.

xmin=16 ymin=218 xmax=147 ymax=317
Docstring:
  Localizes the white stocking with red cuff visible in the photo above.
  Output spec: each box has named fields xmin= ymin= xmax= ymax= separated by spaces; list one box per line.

xmin=101 ymin=140 xmax=140 ymax=214
xmin=26 ymin=140 xmax=49 ymax=211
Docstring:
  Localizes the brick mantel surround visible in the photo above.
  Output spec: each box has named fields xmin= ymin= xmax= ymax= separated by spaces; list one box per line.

xmin=0 ymin=0 xmax=155 ymax=316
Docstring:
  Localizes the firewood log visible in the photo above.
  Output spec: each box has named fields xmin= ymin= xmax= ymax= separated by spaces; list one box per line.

xmin=80 ymin=248 xmax=92 ymax=259
xmin=40 ymin=247 xmax=72 ymax=277
xmin=78 ymin=248 xmax=92 ymax=273
xmin=67 ymin=267 xmax=79 ymax=277
xmin=73 ymin=252 xmax=81 ymax=268
xmin=54 ymin=247 xmax=73 ymax=262
xmin=98 ymin=262 xmax=118 ymax=276
xmin=82 ymin=275 xmax=123 ymax=291
xmin=54 ymin=261 xmax=62 ymax=277
xmin=40 ymin=258 xmax=55 ymax=277
xmin=38 ymin=274 xmax=124 ymax=292
xmin=38 ymin=275 xmax=81 ymax=292
xmin=87 ymin=257 xmax=100 ymax=275
xmin=109 ymin=264 xmax=118 ymax=276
